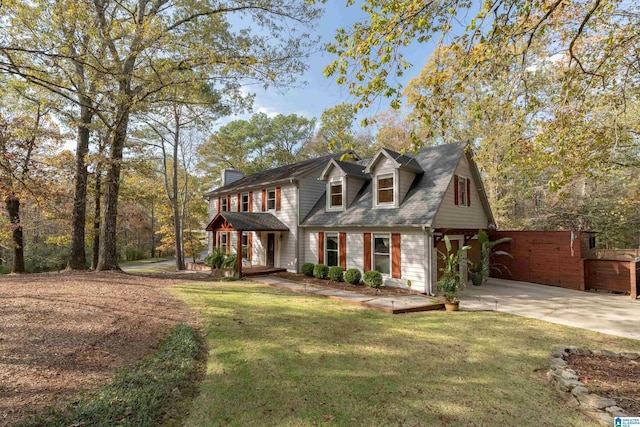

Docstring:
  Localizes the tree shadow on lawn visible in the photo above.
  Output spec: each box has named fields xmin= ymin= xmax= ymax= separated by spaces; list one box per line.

xmin=175 ymin=282 xmax=640 ymax=426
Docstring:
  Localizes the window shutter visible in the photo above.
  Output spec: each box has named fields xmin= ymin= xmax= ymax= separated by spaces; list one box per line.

xmin=217 ymin=232 xmax=221 ymax=248
xmin=226 ymin=232 xmax=230 ymax=254
xmin=249 ymin=192 xmax=253 ymax=212
xmin=276 ymin=187 xmax=281 ymax=211
xmin=318 ymin=232 xmax=325 ymax=264
xmin=227 ymin=195 xmax=231 ymax=211
xmin=217 ymin=196 xmax=221 ymax=213
xmin=363 ymin=233 xmax=372 ymax=272
xmin=262 ymin=189 xmax=266 ymax=211
xmin=237 ymin=193 xmax=241 ymax=211
xmin=454 ymin=175 xmax=459 ymax=205
xmin=339 ymin=232 xmax=347 ymax=270
xmin=392 ymin=233 xmax=401 ymax=279
xmin=212 ymin=231 xmax=217 ymax=248
xmin=248 ymin=233 xmax=253 ymax=261
xmin=466 ymin=178 xmax=471 ymax=207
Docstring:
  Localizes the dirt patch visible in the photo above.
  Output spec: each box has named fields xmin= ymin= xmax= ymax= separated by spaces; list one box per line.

xmin=273 ymin=272 xmax=426 ymax=297
xmin=567 ymin=354 xmax=640 ymax=415
xmin=0 ymin=271 xmax=199 ymax=427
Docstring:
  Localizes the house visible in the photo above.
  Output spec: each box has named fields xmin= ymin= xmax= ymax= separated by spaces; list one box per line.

xmin=204 ymin=141 xmax=495 ymax=295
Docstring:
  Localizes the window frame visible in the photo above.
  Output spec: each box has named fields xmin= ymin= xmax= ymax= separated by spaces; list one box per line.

xmin=325 ymin=233 xmax=339 ymax=267
xmin=220 ymin=232 xmax=228 ymax=252
xmin=372 ymin=233 xmax=391 ymax=276
xmin=266 ymin=188 xmax=277 ymax=211
xmin=221 ymin=196 xmax=228 ymax=212
xmin=328 ymin=179 xmax=343 ymax=210
xmin=242 ymin=232 xmax=249 ymax=260
xmin=456 ymin=175 xmax=469 ymax=207
xmin=376 ymin=173 xmax=395 ymax=206
xmin=241 ymin=192 xmax=250 ymax=212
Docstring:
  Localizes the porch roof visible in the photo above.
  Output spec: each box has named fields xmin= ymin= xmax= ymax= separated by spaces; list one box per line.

xmin=205 ymin=212 xmax=289 ymax=232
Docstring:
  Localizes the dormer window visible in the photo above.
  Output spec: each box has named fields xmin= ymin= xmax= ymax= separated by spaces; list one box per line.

xmin=329 ymin=180 xmax=343 ymax=209
xmin=376 ymin=173 xmax=394 ymax=205
xmin=454 ymin=175 xmax=470 ymax=207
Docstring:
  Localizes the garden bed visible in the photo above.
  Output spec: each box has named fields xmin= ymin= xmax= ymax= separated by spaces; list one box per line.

xmin=272 ymin=271 xmax=425 ymax=297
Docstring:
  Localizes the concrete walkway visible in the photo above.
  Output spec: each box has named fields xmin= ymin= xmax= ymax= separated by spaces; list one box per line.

xmin=460 ymin=278 xmax=640 ymax=340
xmin=248 ymin=275 xmax=444 ymax=314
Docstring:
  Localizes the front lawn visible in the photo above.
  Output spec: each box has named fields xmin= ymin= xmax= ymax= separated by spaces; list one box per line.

xmin=173 ymin=281 xmax=640 ymax=426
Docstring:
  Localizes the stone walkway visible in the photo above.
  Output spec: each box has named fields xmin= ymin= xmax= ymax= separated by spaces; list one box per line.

xmin=248 ymin=275 xmax=444 ymax=314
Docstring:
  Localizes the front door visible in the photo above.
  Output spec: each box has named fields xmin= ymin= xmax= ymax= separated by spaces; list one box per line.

xmin=266 ymin=233 xmax=275 ymax=267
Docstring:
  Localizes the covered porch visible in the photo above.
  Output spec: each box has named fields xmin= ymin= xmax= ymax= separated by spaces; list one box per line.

xmin=205 ymin=212 xmax=289 ymax=278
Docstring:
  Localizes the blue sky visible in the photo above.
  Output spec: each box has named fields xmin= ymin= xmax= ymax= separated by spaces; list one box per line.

xmin=227 ymin=1 xmax=438 ymax=129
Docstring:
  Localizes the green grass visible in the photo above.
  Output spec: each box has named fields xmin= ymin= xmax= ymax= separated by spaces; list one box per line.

xmin=22 ymin=324 xmax=203 ymax=427
xmin=120 ymin=257 xmax=170 ymax=267
xmin=172 ymin=281 xmax=640 ymax=427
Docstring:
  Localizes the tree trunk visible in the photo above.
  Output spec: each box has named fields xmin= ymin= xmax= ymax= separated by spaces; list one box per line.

xmin=96 ymin=104 xmax=129 ymax=271
xmin=68 ymin=102 xmax=93 ymax=269
xmin=91 ymin=160 xmax=102 ymax=270
xmin=150 ymin=200 xmax=156 ymax=258
xmin=172 ymin=120 xmax=185 ymax=271
xmin=5 ymin=194 xmax=25 ymax=273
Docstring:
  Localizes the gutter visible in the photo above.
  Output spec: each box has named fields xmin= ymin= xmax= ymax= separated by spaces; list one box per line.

xmin=422 ymin=225 xmax=435 ymax=296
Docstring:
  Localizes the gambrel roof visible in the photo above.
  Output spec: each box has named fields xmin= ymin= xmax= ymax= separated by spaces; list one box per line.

xmin=302 ymin=141 xmax=495 ymax=228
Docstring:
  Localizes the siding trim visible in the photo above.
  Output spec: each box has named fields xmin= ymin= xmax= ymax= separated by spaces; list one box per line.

xmin=364 ymin=232 xmax=372 ymax=271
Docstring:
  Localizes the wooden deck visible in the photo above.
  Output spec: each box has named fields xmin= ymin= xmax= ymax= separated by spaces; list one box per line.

xmin=241 ymin=266 xmax=287 ymax=277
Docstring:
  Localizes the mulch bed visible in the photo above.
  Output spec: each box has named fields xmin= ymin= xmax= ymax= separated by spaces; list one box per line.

xmin=272 ymin=271 xmax=426 ymax=297
xmin=0 ymin=270 xmax=200 ymax=427
xmin=567 ymin=354 xmax=640 ymax=415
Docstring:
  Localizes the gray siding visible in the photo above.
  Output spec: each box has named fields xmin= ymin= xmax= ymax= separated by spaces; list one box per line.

xmin=298 ymin=174 xmax=326 ymax=221
xmin=346 ymin=177 xmax=366 ymax=208
xmin=432 ymin=156 xmax=489 ymax=229
xmin=399 ymin=169 xmax=417 ymax=204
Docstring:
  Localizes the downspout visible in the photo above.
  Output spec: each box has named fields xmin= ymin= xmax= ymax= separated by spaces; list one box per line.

xmin=422 ymin=225 xmax=435 ymax=296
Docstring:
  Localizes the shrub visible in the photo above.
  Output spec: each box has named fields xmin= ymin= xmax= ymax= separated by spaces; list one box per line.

xmin=22 ymin=324 xmax=201 ymax=427
xmin=301 ymin=262 xmax=315 ymax=277
xmin=0 ymin=263 xmax=11 ymax=274
xmin=328 ymin=266 xmax=344 ymax=282
xmin=205 ymin=248 xmax=225 ymax=269
xmin=313 ymin=263 xmax=329 ymax=279
xmin=363 ymin=270 xmax=383 ymax=288
xmin=344 ymin=268 xmax=361 ymax=285
xmin=221 ymin=254 xmax=238 ymax=269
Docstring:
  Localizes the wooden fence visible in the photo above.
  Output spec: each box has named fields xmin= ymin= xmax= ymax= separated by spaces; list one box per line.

xmin=584 ymin=259 xmax=639 ymax=299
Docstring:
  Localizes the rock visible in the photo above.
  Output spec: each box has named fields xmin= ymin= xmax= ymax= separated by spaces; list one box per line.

xmin=566 ymin=395 xmax=580 ymax=408
xmin=604 ymin=406 xmax=624 ymax=414
xmin=551 ymin=349 xmax=566 ymax=358
xmin=597 ymin=349 xmax=620 ymax=358
xmin=550 ymin=357 xmax=568 ymax=367
xmin=553 ymin=346 xmax=568 ymax=353
xmin=577 ymin=393 xmax=617 ymax=410
xmin=569 ymin=347 xmax=592 ymax=356
xmin=571 ymin=386 xmax=589 ymax=396
xmin=621 ymin=352 xmax=640 ymax=360
xmin=557 ymin=369 xmax=578 ymax=380
xmin=593 ymin=411 xmax=614 ymax=427
xmin=556 ymin=378 xmax=585 ymax=392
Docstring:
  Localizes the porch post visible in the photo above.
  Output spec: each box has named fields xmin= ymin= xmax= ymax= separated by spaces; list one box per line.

xmin=237 ymin=230 xmax=243 ymax=279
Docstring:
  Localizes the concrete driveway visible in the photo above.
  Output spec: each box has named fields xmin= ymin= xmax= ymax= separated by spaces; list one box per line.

xmin=460 ymin=278 xmax=640 ymax=340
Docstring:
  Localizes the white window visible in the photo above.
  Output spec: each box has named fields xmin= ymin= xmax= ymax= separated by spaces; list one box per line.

xmin=221 ymin=197 xmax=228 ymax=212
xmin=373 ymin=234 xmax=390 ymax=275
xmin=377 ymin=173 xmax=394 ymax=205
xmin=241 ymin=192 xmax=249 ymax=212
xmin=457 ymin=175 xmax=469 ymax=207
xmin=326 ymin=233 xmax=339 ymax=267
xmin=242 ymin=232 xmax=249 ymax=260
xmin=329 ymin=181 xmax=343 ymax=209
xmin=267 ymin=188 xmax=276 ymax=211
xmin=220 ymin=233 xmax=228 ymax=252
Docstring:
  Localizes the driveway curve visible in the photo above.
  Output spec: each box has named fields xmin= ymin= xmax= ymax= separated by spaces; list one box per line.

xmin=460 ymin=278 xmax=640 ymax=340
